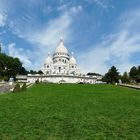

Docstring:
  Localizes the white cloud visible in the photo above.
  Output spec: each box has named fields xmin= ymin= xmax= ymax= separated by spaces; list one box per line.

xmin=8 ymin=43 xmax=32 ymax=68
xmin=70 ymin=5 xmax=83 ymax=14
xmin=43 ymin=6 xmax=54 ymax=15
xmin=57 ymin=4 xmax=68 ymax=11
xmin=86 ymin=0 xmax=113 ymax=10
xmin=27 ymin=12 xmax=72 ymax=52
xmin=78 ymin=9 xmax=140 ymax=74
xmin=0 ymin=13 xmax=7 ymax=27
xmin=93 ymin=0 xmax=107 ymax=9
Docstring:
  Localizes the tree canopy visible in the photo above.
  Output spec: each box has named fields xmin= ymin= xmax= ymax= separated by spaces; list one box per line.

xmin=121 ymin=72 xmax=129 ymax=84
xmin=103 ymin=66 xmax=119 ymax=84
xmin=129 ymin=66 xmax=140 ymax=83
xmin=87 ymin=72 xmax=102 ymax=76
xmin=0 ymin=53 xmax=27 ymax=81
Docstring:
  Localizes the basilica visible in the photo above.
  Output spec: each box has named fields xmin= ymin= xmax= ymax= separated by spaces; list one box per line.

xmin=17 ymin=39 xmax=102 ymax=84
xmin=42 ymin=39 xmax=80 ymax=76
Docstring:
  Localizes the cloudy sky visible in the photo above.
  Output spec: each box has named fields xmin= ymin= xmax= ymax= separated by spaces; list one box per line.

xmin=0 ymin=0 xmax=140 ymax=74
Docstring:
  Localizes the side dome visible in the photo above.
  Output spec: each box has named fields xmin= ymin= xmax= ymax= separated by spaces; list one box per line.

xmin=70 ymin=56 xmax=76 ymax=65
xmin=45 ymin=55 xmax=53 ymax=64
xmin=55 ymin=39 xmax=68 ymax=54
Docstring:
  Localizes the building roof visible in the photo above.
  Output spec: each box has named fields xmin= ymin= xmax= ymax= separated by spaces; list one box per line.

xmin=70 ymin=56 xmax=76 ymax=65
xmin=55 ymin=39 xmax=68 ymax=54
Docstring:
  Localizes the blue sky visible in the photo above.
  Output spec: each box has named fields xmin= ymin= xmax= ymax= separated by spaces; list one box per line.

xmin=0 ymin=0 xmax=140 ymax=74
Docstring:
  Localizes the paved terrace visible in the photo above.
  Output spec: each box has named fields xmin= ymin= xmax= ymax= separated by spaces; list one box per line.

xmin=119 ymin=84 xmax=140 ymax=90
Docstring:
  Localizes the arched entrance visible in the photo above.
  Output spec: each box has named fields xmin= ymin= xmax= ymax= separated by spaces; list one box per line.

xmin=59 ymin=67 xmax=61 ymax=73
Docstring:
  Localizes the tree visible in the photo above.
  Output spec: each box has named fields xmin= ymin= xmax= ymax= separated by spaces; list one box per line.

xmin=21 ymin=83 xmax=27 ymax=91
xmin=38 ymin=70 xmax=43 ymax=74
xmin=138 ymin=66 xmax=140 ymax=74
xmin=87 ymin=72 xmax=102 ymax=76
xmin=13 ymin=83 xmax=21 ymax=93
xmin=19 ymin=67 xmax=28 ymax=75
xmin=129 ymin=66 xmax=138 ymax=82
xmin=136 ymin=66 xmax=140 ymax=83
xmin=103 ymin=66 xmax=119 ymax=84
xmin=0 ymin=53 xmax=27 ymax=81
xmin=29 ymin=70 xmax=38 ymax=74
xmin=121 ymin=72 xmax=129 ymax=84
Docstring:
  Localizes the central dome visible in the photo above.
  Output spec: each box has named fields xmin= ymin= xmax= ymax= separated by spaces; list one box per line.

xmin=55 ymin=39 xmax=68 ymax=54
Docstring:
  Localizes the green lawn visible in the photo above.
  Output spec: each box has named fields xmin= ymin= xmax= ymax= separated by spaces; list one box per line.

xmin=0 ymin=84 xmax=140 ymax=140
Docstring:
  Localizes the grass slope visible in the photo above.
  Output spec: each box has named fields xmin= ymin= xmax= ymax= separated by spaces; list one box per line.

xmin=0 ymin=84 xmax=140 ymax=140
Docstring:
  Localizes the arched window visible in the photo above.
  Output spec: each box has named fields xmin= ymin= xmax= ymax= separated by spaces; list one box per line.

xmin=59 ymin=67 xmax=61 ymax=72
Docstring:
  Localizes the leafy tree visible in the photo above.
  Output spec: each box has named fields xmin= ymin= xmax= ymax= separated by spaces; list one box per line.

xmin=19 ymin=67 xmax=28 ymax=75
xmin=129 ymin=66 xmax=139 ymax=83
xmin=35 ymin=79 xmax=39 ymax=84
xmin=0 ymin=53 xmax=27 ymax=81
xmin=136 ymin=66 xmax=140 ymax=83
xmin=129 ymin=66 xmax=138 ymax=79
xmin=38 ymin=70 xmax=43 ymax=74
xmin=13 ymin=83 xmax=21 ymax=93
xmin=87 ymin=73 xmax=102 ymax=76
xmin=128 ymin=66 xmax=140 ymax=83
xmin=138 ymin=66 xmax=140 ymax=73
xmin=121 ymin=72 xmax=129 ymax=83
xmin=29 ymin=70 xmax=38 ymax=74
xmin=103 ymin=66 xmax=119 ymax=84
xmin=21 ymin=83 xmax=27 ymax=91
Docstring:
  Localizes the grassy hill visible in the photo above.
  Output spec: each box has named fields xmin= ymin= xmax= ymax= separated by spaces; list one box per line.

xmin=0 ymin=84 xmax=140 ymax=140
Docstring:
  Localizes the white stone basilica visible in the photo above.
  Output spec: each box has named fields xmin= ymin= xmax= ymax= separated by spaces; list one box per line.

xmin=16 ymin=39 xmax=103 ymax=84
xmin=42 ymin=39 xmax=80 ymax=76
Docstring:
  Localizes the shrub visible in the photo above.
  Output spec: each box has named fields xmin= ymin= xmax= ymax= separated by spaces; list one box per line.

xmin=3 ymin=76 xmax=9 ymax=81
xmin=35 ymin=79 xmax=39 ymax=84
xmin=21 ymin=83 xmax=27 ymax=91
xmin=13 ymin=83 xmax=21 ymax=93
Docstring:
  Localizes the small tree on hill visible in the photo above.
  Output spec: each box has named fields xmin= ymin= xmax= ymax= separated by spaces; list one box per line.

xmin=35 ymin=79 xmax=39 ymax=84
xmin=13 ymin=83 xmax=21 ymax=93
xmin=21 ymin=83 xmax=27 ymax=91
xmin=103 ymin=66 xmax=119 ymax=84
